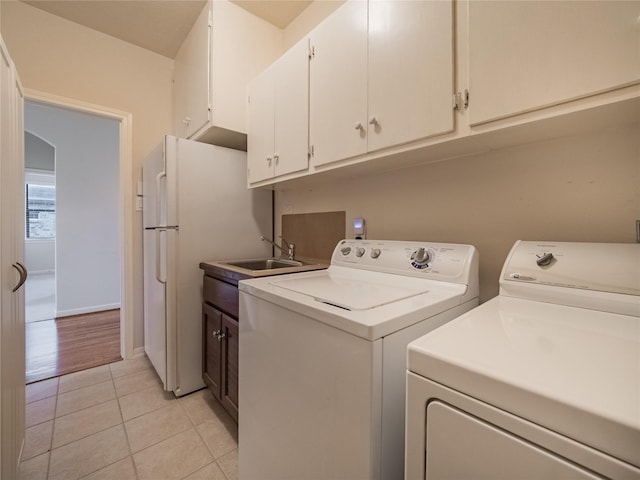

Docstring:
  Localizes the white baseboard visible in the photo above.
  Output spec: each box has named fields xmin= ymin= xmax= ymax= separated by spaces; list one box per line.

xmin=28 ymin=270 xmax=55 ymax=276
xmin=132 ymin=347 xmax=146 ymax=358
xmin=56 ymin=303 xmax=121 ymax=318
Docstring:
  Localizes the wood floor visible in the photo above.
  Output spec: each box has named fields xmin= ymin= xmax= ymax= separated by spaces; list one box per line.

xmin=25 ymin=309 xmax=122 ymax=384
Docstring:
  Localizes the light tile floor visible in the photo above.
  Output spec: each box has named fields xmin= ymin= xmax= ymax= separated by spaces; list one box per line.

xmin=21 ymin=356 xmax=238 ymax=480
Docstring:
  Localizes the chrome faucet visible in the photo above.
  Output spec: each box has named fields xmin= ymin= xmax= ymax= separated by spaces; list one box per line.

xmin=260 ymin=235 xmax=295 ymax=260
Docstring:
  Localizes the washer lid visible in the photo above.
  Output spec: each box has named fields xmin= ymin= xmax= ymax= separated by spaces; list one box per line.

xmin=272 ymin=274 xmax=429 ymax=311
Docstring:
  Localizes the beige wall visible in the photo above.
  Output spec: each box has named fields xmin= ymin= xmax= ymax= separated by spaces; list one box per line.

xmin=275 ymin=125 xmax=640 ymax=302
xmin=1 ymin=1 xmax=174 ymax=351
xmin=283 ymin=0 xmax=344 ymax=49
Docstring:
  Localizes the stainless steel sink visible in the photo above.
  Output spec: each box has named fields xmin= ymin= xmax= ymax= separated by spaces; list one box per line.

xmin=224 ymin=258 xmax=303 ymax=270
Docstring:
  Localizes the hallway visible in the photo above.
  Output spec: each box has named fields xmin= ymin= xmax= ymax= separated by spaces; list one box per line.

xmin=26 ymin=310 xmax=121 ymax=384
xmin=25 ymin=273 xmax=55 ymax=324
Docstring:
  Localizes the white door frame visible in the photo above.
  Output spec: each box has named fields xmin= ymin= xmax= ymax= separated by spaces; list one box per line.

xmin=24 ymin=89 xmax=134 ymax=359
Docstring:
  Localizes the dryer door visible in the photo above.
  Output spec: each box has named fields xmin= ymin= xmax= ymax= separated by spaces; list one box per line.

xmin=425 ymin=401 xmax=600 ymax=479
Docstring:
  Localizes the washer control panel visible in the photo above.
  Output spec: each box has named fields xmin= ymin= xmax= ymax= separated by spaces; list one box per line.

xmin=331 ymin=239 xmax=478 ymax=283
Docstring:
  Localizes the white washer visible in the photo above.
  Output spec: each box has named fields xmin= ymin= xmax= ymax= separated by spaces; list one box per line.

xmin=406 ymin=241 xmax=640 ymax=479
xmin=238 ymin=239 xmax=479 ymax=480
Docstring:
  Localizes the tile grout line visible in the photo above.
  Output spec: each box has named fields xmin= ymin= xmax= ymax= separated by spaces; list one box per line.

xmin=45 ymin=378 xmax=59 ymax=479
xmin=176 ymin=392 xmax=236 ymax=480
xmin=111 ymin=364 xmax=140 ymax=480
xmin=115 ymin=363 xmax=141 ymax=480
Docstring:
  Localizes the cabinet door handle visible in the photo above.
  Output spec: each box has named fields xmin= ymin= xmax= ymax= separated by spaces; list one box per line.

xmin=12 ymin=262 xmax=28 ymax=293
xmin=368 ymin=116 xmax=379 ymax=126
xmin=213 ymin=329 xmax=226 ymax=341
xmin=182 ymin=117 xmax=191 ymax=125
xmin=354 ymin=121 xmax=364 ymax=130
xmin=273 ymin=154 xmax=279 ymax=164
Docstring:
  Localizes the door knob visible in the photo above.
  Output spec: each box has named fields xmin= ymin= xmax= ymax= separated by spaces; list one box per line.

xmin=12 ymin=262 xmax=27 ymax=292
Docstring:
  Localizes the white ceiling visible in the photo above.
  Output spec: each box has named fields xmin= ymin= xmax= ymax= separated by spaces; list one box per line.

xmin=20 ymin=0 xmax=312 ymax=59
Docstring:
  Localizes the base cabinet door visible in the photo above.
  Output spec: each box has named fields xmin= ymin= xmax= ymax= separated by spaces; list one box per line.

xmin=202 ymin=303 xmax=222 ymax=396
xmin=220 ymin=314 xmax=239 ymax=420
xmin=202 ymin=302 xmax=239 ymax=422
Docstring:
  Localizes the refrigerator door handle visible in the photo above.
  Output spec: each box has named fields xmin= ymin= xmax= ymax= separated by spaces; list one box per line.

xmin=155 ymin=229 xmax=167 ymax=284
xmin=156 ymin=171 xmax=166 ymax=226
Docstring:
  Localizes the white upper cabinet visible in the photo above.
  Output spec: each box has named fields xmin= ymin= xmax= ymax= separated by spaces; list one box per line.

xmin=309 ymin=0 xmax=368 ymax=167
xmin=367 ymin=0 xmax=454 ymax=152
xmin=468 ymin=0 xmax=640 ymax=126
xmin=173 ymin=2 xmax=209 ymax=139
xmin=173 ymin=0 xmax=282 ymax=150
xmin=247 ymin=38 xmax=310 ymax=184
xmin=247 ymin=64 xmax=276 ymax=184
xmin=310 ymin=0 xmax=454 ymax=167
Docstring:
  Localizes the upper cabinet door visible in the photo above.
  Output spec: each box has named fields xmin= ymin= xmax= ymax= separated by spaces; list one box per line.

xmin=367 ymin=0 xmax=454 ymax=152
xmin=310 ymin=0 xmax=368 ymax=167
xmin=173 ymin=2 xmax=211 ymax=139
xmin=468 ymin=1 xmax=640 ymax=126
xmin=247 ymin=64 xmax=276 ymax=184
xmin=274 ymin=38 xmax=310 ymax=178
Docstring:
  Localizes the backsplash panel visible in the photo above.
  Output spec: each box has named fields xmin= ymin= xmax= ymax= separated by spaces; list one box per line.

xmin=282 ymin=211 xmax=346 ymax=261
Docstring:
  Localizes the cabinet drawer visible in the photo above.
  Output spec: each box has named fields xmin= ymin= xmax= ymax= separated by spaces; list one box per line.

xmin=203 ymin=275 xmax=239 ymax=318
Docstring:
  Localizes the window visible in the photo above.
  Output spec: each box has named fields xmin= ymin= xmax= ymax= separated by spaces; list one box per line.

xmin=25 ymin=172 xmax=56 ymax=240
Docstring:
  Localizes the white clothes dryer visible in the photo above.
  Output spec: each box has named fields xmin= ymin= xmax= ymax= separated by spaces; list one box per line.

xmin=406 ymin=241 xmax=640 ymax=479
xmin=238 ymin=239 xmax=479 ymax=480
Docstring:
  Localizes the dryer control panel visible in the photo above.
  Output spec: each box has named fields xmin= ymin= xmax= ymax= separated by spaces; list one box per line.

xmin=331 ymin=239 xmax=479 ymax=286
xmin=500 ymin=240 xmax=640 ymax=316
xmin=502 ymin=241 xmax=640 ymax=295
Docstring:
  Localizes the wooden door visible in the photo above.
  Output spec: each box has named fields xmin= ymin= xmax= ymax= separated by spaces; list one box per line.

xmin=0 ymin=37 xmax=25 ymax=479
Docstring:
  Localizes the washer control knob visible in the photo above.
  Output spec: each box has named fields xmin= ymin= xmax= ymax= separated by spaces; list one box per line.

xmin=341 ymin=247 xmax=352 ymax=256
xmin=411 ymin=248 xmax=431 ymax=267
xmin=370 ymin=248 xmax=381 ymax=259
xmin=536 ymin=252 xmax=554 ymax=267
xmin=355 ymin=247 xmax=365 ymax=257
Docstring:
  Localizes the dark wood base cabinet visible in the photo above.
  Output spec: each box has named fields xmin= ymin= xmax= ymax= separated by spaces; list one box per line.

xmin=201 ymin=270 xmax=242 ymax=422
xmin=202 ymin=303 xmax=239 ymax=421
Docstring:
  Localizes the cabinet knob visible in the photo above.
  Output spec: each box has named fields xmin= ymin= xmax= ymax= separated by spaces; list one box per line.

xmin=354 ymin=121 xmax=364 ymax=130
xmin=273 ymin=154 xmax=280 ymax=164
xmin=266 ymin=156 xmax=272 ymax=165
xmin=182 ymin=117 xmax=191 ymax=125
xmin=368 ymin=116 xmax=379 ymax=126
xmin=213 ymin=329 xmax=226 ymax=341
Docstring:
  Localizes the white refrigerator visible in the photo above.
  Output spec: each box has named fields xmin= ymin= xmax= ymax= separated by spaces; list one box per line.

xmin=142 ymin=135 xmax=272 ymax=397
